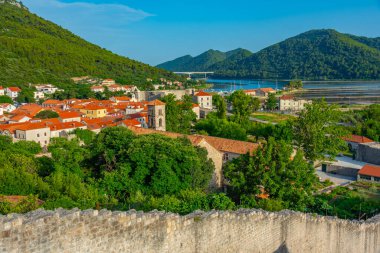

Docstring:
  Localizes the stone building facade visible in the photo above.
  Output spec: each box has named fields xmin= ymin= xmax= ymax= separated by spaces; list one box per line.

xmin=147 ymin=100 xmax=166 ymax=131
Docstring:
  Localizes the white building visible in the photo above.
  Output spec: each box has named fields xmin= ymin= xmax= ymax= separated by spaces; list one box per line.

xmin=101 ymin=79 xmax=116 ymax=86
xmin=0 ymin=86 xmax=4 ymax=96
xmin=35 ymin=84 xmax=59 ymax=94
xmin=0 ymin=103 xmax=16 ymax=112
xmin=279 ymin=95 xmax=311 ymax=111
xmin=193 ymin=91 xmax=213 ymax=110
xmin=6 ymin=87 xmax=21 ymax=99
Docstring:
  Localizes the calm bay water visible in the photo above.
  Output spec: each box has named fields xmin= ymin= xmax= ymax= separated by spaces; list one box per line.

xmin=206 ymin=79 xmax=380 ymax=104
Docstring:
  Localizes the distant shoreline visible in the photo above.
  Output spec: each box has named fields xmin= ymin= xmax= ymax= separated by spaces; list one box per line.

xmin=207 ymin=78 xmax=380 ymax=83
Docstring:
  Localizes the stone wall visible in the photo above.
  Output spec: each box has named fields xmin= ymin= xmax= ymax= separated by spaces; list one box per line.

xmin=357 ymin=142 xmax=380 ymax=165
xmin=0 ymin=209 xmax=379 ymax=253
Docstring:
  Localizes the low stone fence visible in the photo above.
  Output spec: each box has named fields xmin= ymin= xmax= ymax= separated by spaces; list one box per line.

xmin=0 ymin=209 xmax=379 ymax=253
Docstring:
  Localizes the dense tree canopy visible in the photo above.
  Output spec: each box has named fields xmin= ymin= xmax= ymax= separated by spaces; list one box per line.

xmin=224 ymin=138 xmax=317 ymax=211
xmin=35 ymin=110 xmax=59 ymax=119
xmin=228 ymin=90 xmax=260 ymax=124
xmin=293 ymin=99 xmax=347 ymax=161
xmin=159 ymin=94 xmax=196 ymax=134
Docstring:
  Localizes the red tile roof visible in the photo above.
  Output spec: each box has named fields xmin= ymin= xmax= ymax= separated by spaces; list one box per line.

xmin=43 ymin=99 xmax=64 ymax=105
xmin=49 ymin=122 xmax=86 ymax=131
xmin=11 ymin=104 xmax=43 ymax=117
xmin=343 ymin=134 xmax=374 ymax=144
xmin=359 ymin=164 xmax=380 ymax=178
xmin=127 ymin=126 xmax=259 ymax=155
xmin=280 ymin=95 xmax=295 ymax=100
xmin=59 ymin=111 xmax=82 ymax=119
xmin=147 ymin=99 xmax=165 ymax=106
xmin=195 ymin=91 xmax=212 ymax=97
xmin=259 ymin=88 xmax=275 ymax=93
xmin=121 ymin=119 xmax=142 ymax=127
xmin=7 ymin=87 xmax=21 ymax=92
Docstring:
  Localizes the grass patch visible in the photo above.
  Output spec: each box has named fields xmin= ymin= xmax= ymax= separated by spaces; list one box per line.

xmin=252 ymin=112 xmax=295 ymax=123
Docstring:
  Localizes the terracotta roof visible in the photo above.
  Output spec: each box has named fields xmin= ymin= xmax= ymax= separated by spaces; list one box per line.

xmin=244 ymin=89 xmax=257 ymax=93
xmin=147 ymin=100 xmax=165 ymax=106
xmin=43 ymin=99 xmax=64 ymax=105
xmin=59 ymin=111 xmax=82 ymax=119
xmin=10 ymin=114 xmax=31 ymax=121
xmin=343 ymin=134 xmax=374 ymax=144
xmin=195 ymin=91 xmax=212 ymax=97
xmin=14 ymin=122 xmax=50 ymax=131
xmin=49 ymin=122 xmax=86 ymax=131
xmin=112 ymin=96 xmax=131 ymax=101
xmin=127 ymin=126 xmax=259 ymax=155
xmin=359 ymin=164 xmax=380 ymax=178
xmin=121 ymin=119 xmax=142 ymax=127
xmin=0 ymin=86 xmax=4 ymax=90
xmin=82 ymin=105 xmax=107 ymax=110
xmin=280 ymin=95 xmax=294 ymax=100
xmin=201 ymin=135 xmax=258 ymax=155
xmin=259 ymin=88 xmax=275 ymax=93
xmin=11 ymin=104 xmax=43 ymax=117
xmin=7 ymin=87 xmax=21 ymax=92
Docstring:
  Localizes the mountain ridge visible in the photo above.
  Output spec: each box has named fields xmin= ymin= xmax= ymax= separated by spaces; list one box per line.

xmin=158 ymin=29 xmax=380 ymax=80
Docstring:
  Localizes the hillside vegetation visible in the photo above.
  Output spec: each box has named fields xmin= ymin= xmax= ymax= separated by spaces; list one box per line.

xmin=0 ymin=1 xmax=177 ymax=89
xmin=158 ymin=29 xmax=380 ymax=80
xmin=157 ymin=48 xmax=252 ymax=72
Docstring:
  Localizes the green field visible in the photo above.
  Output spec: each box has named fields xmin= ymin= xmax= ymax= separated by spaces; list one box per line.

xmin=252 ymin=112 xmax=296 ymax=123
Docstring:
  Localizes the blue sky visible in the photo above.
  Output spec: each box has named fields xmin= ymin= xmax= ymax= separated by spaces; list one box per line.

xmin=23 ymin=0 xmax=380 ymax=66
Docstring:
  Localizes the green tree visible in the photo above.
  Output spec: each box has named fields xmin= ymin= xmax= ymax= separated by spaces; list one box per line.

xmin=224 ymin=138 xmax=317 ymax=211
xmin=212 ymin=94 xmax=227 ymax=119
xmin=35 ymin=110 xmax=59 ymax=119
xmin=195 ymin=117 xmax=247 ymax=141
xmin=293 ymin=99 xmax=347 ymax=162
xmin=228 ymin=90 xmax=260 ymax=124
xmin=0 ymin=95 xmax=13 ymax=104
xmin=266 ymin=93 xmax=277 ymax=110
xmin=160 ymin=94 xmax=196 ymax=134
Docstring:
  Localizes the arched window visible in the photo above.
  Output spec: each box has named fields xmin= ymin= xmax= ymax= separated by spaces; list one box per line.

xmin=159 ymin=118 xmax=163 ymax=127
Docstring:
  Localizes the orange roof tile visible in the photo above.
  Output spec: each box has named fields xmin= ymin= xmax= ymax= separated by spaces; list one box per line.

xmin=359 ymin=164 xmax=380 ymax=178
xmin=259 ymin=88 xmax=275 ymax=92
xmin=343 ymin=134 xmax=374 ymax=144
xmin=121 ymin=119 xmax=142 ymax=127
xmin=59 ymin=111 xmax=82 ymax=119
xmin=280 ymin=95 xmax=295 ymax=100
xmin=147 ymin=99 xmax=165 ymax=106
xmin=11 ymin=104 xmax=43 ymax=117
xmin=7 ymin=87 xmax=21 ymax=92
xmin=127 ymin=126 xmax=259 ymax=155
xmin=195 ymin=91 xmax=212 ymax=97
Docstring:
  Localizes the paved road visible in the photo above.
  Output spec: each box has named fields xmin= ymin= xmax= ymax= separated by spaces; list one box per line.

xmin=315 ymin=166 xmax=355 ymax=193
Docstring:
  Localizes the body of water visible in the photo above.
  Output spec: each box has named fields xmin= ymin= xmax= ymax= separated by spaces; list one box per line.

xmin=206 ymin=79 xmax=380 ymax=104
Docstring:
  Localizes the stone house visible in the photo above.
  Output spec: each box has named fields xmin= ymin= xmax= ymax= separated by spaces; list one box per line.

xmin=14 ymin=123 xmax=51 ymax=147
xmin=343 ymin=134 xmax=374 ymax=153
xmin=356 ymin=142 xmax=380 ymax=165
xmin=91 ymin=86 xmax=105 ymax=93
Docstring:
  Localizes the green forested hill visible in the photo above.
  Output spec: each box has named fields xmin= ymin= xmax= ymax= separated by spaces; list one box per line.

xmin=0 ymin=1 xmax=177 ymax=89
xmin=158 ymin=29 xmax=380 ymax=80
xmin=157 ymin=48 xmax=252 ymax=72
